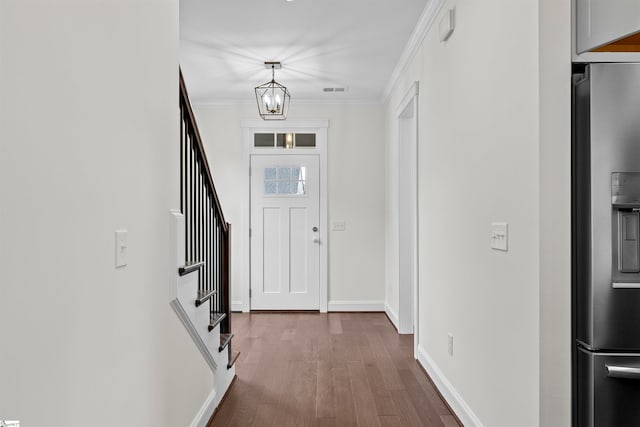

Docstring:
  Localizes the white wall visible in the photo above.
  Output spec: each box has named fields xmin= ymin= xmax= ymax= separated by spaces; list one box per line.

xmin=0 ymin=1 xmax=213 ymax=426
xmin=193 ymin=103 xmax=386 ymax=310
xmin=385 ymin=0 xmax=545 ymax=425
xmin=539 ymin=0 xmax=572 ymax=424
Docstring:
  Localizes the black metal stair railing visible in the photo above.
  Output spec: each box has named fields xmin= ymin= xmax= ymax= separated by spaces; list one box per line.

xmin=179 ymin=70 xmax=234 ymax=367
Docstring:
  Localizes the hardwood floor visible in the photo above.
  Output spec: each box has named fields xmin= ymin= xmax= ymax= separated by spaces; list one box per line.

xmin=209 ymin=312 xmax=460 ymax=427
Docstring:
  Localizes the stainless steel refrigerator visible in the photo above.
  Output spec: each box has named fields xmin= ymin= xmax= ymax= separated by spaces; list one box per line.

xmin=573 ymin=63 xmax=640 ymax=427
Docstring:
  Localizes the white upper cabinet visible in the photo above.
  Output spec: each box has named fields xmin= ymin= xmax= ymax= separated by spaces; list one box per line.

xmin=576 ymin=0 xmax=640 ymax=53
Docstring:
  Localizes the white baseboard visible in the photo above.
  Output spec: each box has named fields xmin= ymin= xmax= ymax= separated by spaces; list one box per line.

xmin=384 ymin=303 xmax=399 ymax=330
xmin=233 ymin=300 xmax=385 ymax=312
xmin=327 ymin=300 xmax=384 ymax=312
xmin=416 ymin=345 xmax=484 ymax=427
xmin=190 ymin=387 xmax=217 ymax=427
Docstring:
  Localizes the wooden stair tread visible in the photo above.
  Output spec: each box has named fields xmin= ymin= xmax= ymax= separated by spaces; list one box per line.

xmin=227 ymin=351 xmax=240 ymax=370
xmin=208 ymin=312 xmax=227 ymax=332
xmin=219 ymin=333 xmax=234 ymax=352
xmin=195 ymin=288 xmax=216 ymax=307
xmin=178 ymin=261 xmax=204 ymax=276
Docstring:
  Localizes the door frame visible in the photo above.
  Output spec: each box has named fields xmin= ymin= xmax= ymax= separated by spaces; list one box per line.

xmin=395 ymin=83 xmax=419 ymax=351
xmin=240 ymin=120 xmax=329 ymax=313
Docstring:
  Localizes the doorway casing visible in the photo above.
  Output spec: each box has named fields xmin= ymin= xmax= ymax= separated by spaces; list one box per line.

xmin=240 ymin=120 xmax=329 ymax=313
xmin=395 ymin=82 xmax=419 ymax=354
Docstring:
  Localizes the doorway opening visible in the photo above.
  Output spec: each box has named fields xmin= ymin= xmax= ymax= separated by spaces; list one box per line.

xmin=241 ymin=121 xmax=329 ymax=312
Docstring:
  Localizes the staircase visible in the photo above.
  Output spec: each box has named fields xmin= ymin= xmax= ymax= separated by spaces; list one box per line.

xmin=169 ymin=70 xmax=238 ymax=423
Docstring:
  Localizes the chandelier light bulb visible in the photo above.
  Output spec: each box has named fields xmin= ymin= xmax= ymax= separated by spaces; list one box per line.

xmin=263 ymin=94 xmax=273 ymax=112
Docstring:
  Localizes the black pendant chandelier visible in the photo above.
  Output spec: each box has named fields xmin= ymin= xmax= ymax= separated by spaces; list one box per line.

xmin=255 ymin=62 xmax=291 ymax=120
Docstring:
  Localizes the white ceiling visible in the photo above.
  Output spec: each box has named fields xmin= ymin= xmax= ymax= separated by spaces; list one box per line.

xmin=180 ymin=0 xmax=429 ymax=105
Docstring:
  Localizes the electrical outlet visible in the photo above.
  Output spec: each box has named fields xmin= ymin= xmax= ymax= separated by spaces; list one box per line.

xmin=448 ymin=333 xmax=454 ymax=356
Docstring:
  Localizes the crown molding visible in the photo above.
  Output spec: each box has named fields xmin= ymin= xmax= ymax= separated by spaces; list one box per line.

xmin=291 ymin=98 xmax=383 ymax=106
xmin=381 ymin=0 xmax=446 ymax=103
xmin=191 ymin=100 xmax=255 ymax=107
xmin=193 ymin=98 xmax=383 ymax=109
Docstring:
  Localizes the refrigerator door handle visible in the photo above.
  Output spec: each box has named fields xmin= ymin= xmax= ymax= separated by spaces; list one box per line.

xmin=606 ymin=365 xmax=640 ymax=379
xmin=612 ymin=282 xmax=640 ymax=289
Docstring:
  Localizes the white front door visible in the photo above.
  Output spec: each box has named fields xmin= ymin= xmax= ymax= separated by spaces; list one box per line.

xmin=250 ymin=154 xmax=320 ymax=310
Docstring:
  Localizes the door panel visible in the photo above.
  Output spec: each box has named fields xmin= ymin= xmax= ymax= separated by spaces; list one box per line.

xmin=289 ymin=207 xmax=309 ymax=294
xmin=575 ymin=64 xmax=640 ymax=350
xmin=262 ymin=207 xmax=282 ymax=294
xmin=578 ymin=348 xmax=640 ymax=426
xmin=251 ymin=155 xmax=320 ymax=310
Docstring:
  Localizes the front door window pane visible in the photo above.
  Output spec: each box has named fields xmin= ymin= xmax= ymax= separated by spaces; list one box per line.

xmin=264 ymin=166 xmax=307 ymax=196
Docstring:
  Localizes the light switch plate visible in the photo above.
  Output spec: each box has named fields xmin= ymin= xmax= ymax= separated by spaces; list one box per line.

xmin=332 ymin=221 xmax=346 ymax=232
xmin=491 ymin=222 xmax=508 ymax=251
xmin=439 ymin=8 xmax=456 ymax=42
xmin=115 ymin=230 xmax=128 ymax=267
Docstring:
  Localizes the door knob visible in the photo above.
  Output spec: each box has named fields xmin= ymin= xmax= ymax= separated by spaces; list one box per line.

xmin=313 ymin=237 xmax=320 ymax=243
xmin=312 ymin=226 xmax=318 ymax=232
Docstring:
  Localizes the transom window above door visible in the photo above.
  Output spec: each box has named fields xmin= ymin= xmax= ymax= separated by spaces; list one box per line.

xmin=254 ymin=133 xmax=316 ymax=148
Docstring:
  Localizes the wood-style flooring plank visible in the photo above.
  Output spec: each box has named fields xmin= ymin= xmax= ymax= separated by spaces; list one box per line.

xmin=409 ymin=364 xmax=454 ymax=416
xmin=363 ymin=361 xmax=397 ymax=415
xmin=292 ymin=360 xmax=319 ymax=425
xmin=329 ymin=313 xmax=343 ymax=334
xmin=333 ymin=366 xmax=358 ymax=427
xmin=208 ymin=312 xmax=456 ymax=427
xmin=347 ymin=361 xmax=382 ymax=427
xmin=224 ymin=363 xmax=262 ymax=426
xmin=397 ymin=368 xmax=444 ymax=427
xmin=390 ymin=389 xmax=429 ymax=427
xmin=441 ymin=415 xmax=462 ymax=427
xmin=316 ymin=418 xmax=337 ymax=427
xmin=280 ymin=327 xmax=296 ymax=341
xmin=378 ymin=415 xmax=403 ymax=427
xmin=316 ymin=360 xmax=336 ymax=419
xmin=242 ymin=350 xmax=262 ymax=364
xmin=376 ymin=358 xmax=405 ymax=392
xmin=366 ymin=330 xmax=393 ymax=360
xmin=272 ymin=360 xmax=301 ymax=426
xmin=250 ymin=403 xmax=279 ymax=427
xmin=317 ymin=334 xmax=333 ymax=362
